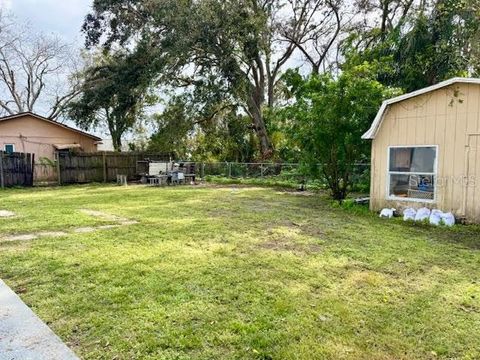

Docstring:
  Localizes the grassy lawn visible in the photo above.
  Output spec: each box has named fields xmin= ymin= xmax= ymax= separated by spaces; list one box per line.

xmin=0 ymin=184 xmax=479 ymax=359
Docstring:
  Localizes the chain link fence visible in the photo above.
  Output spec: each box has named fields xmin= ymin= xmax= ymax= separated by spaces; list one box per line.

xmin=179 ymin=161 xmax=370 ymax=192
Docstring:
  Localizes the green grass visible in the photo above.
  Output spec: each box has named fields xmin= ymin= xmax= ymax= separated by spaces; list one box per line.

xmin=205 ymin=175 xmax=325 ymax=191
xmin=0 ymin=184 xmax=479 ymax=359
xmin=204 ymin=175 xmax=369 ymax=193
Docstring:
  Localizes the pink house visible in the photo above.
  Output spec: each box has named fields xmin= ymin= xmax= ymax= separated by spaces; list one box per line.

xmin=0 ymin=112 xmax=102 ymax=161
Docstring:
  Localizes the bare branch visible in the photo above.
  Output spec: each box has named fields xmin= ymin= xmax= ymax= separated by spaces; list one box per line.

xmin=0 ymin=13 xmax=82 ymax=118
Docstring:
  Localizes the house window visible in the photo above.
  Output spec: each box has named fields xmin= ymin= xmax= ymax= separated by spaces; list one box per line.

xmin=4 ymin=144 xmax=15 ymax=154
xmin=388 ymin=146 xmax=437 ymax=202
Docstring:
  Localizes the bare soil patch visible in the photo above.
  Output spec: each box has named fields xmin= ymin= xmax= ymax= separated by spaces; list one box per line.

xmin=258 ymin=238 xmax=322 ymax=254
xmin=79 ymin=209 xmax=128 ymax=222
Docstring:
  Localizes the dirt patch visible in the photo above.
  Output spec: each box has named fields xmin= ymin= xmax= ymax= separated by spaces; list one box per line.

xmin=0 ymin=210 xmax=15 ymax=218
xmin=277 ymin=190 xmax=316 ymax=197
xmin=258 ymin=239 xmax=322 ymax=254
xmin=248 ymin=203 xmax=271 ymax=212
xmin=271 ymin=219 xmax=302 ymax=228
xmin=297 ymin=224 xmax=327 ymax=238
xmin=81 ymin=209 xmax=138 ymax=225
xmin=79 ymin=209 xmax=128 ymax=222
xmin=197 ymin=183 xmax=262 ymax=190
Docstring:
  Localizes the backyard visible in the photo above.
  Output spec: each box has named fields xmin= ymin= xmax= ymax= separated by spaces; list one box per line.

xmin=0 ymin=184 xmax=479 ymax=359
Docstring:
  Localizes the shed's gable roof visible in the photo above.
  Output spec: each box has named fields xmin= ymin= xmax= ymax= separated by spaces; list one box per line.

xmin=362 ymin=77 xmax=480 ymax=140
xmin=0 ymin=112 xmax=102 ymax=141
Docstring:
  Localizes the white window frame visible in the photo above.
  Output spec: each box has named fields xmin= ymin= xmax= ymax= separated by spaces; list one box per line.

xmin=386 ymin=145 xmax=438 ymax=203
xmin=4 ymin=144 xmax=15 ymax=153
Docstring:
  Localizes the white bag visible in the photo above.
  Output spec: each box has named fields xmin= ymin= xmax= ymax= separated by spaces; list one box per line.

xmin=415 ymin=207 xmax=431 ymax=222
xmin=441 ymin=212 xmax=455 ymax=227
xmin=403 ymin=208 xmax=417 ymax=221
xmin=379 ymin=208 xmax=396 ymax=218
xmin=429 ymin=209 xmax=443 ymax=226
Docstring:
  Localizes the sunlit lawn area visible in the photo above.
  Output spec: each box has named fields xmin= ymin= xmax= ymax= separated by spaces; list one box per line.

xmin=0 ymin=184 xmax=479 ymax=359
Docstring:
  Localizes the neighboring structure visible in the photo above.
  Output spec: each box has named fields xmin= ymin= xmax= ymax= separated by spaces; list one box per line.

xmin=0 ymin=112 xmax=102 ymax=161
xmin=97 ymin=138 xmax=130 ymax=152
xmin=363 ymin=77 xmax=480 ymax=223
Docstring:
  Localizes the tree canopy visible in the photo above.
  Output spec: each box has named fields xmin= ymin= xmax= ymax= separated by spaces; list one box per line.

xmin=283 ymin=64 xmax=400 ymax=199
xmin=62 ymin=0 xmax=480 ymax=197
xmin=82 ymin=0 xmax=347 ymax=158
xmin=67 ymin=44 xmax=160 ymax=151
xmin=345 ymin=0 xmax=480 ymax=91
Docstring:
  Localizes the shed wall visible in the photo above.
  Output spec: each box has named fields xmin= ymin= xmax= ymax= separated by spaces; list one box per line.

xmin=370 ymin=83 xmax=480 ymax=222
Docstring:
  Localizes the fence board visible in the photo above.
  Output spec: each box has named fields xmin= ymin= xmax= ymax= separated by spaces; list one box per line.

xmin=2 ymin=151 xmax=370 ymax=189
xmin=0 ymin=151 xmax=34 ymax=187
xmin=58 ymin=152 xmax=171 ymax=184
xmin=34 ymin=164 xmax=58 ymax=184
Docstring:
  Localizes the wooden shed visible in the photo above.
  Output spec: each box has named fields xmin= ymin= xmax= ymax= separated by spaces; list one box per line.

xmin=362 ymin=77 xmax=480 ymax=223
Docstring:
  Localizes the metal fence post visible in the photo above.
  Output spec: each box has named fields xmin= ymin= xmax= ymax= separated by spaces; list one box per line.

xmin=0 ymin=151 xmax=4 ymax=189
xmin=228 ymin=162 xmax=232 ymax=178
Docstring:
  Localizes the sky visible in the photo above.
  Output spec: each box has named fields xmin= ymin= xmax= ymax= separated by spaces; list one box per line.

xmin=0 ymin=0 xmax=91 ymax=43
xmin=0 ymin=0 xmax=114 ymax=138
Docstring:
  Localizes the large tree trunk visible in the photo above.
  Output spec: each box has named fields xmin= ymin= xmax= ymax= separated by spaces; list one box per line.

xmin=112 ymin=135 xmax=123 ymax=152
xmin=106 ymin=111 xmax=123 ymax=152
xmin=247 ymin=94 xmax=272 ymax=159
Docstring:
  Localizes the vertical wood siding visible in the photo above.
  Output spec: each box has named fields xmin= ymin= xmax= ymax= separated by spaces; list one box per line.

xmin=370 ymin=83 xmax=480 ymax=223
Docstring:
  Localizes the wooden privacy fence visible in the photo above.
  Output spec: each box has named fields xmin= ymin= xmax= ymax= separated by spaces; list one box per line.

xmin=34 ymin=163 xmax=58 ymax=184
xmin=0 ymin=151 xmax=35 ymax=188
xmin=58 ymin=152 xmax=171 ymax=184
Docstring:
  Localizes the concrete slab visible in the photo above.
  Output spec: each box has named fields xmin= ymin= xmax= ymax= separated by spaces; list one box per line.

xmin=0 ymin=210 xmax=15 ymax=218
xmin=0 ymin=280 xmax=79 ymax=360
xmin=97 ymin=224 xmax=120 ymax=230
xmin=3 ymin=234 xmax=38 ymax=242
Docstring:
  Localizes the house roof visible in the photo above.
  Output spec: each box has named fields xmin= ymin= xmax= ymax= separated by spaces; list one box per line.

xmin=53 ymin=143 xmax=83 ymax=150
xmin=0 ymin=112 xmax=102 ymax=141
xmin=362 ymin=77 xmax=480 ymax=140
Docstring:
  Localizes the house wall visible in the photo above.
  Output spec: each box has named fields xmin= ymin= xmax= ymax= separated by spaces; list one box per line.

xmin=0 ymin=115 xmax=98 ymax=161
xmin=370 ymin=83 xmax=480 ymax=222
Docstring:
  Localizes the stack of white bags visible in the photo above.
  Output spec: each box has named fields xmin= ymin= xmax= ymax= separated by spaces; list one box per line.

xmin=403 ymin=207 xmax=455 ymax=226
xmin=379 ymin=207 xmax=455 ymax=226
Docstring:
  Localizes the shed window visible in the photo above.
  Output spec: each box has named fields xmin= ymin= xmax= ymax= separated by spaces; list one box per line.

xmin=388 ymin=146 xmax=437 ymax=201
xmin=4 ymin=144 xmax=15 ymax=154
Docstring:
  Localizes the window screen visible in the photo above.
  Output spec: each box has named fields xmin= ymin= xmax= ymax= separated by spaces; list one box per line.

xmin=388 ymin=146 xmax=437 ymax=201
xmin=4 ymin=144 xmax=14 ymax=154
